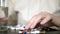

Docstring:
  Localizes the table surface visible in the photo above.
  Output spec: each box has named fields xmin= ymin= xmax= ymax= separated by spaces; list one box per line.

xmin=7 ymin=30 xmax=60 ymax=34
xmin=0 ymin=29 xmax=60 ymax=34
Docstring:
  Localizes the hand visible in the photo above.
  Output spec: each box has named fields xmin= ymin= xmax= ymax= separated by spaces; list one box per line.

xmin=25 ymin=12 xmax=55 ymax=29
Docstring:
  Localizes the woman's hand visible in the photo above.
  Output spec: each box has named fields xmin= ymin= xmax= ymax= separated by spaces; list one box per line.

xmin=25 ymin=12 xmax=55 ymax=29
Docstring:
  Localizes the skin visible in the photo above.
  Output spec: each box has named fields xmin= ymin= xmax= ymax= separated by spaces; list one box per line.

xmin=25 ymin=12 xmax=60 ymax=30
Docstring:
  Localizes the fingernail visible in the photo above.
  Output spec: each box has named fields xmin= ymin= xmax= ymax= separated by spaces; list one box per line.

xmin=40 ymin=22 xmax=45 ymax=25
xmin=30 ymin=26 xmax=34 ymax=29
xmin=30 ymin=26 xmax=33 ymax=29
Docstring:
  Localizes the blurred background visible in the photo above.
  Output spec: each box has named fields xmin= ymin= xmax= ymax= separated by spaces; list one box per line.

xmin=0 ymin=0 xmax=18 ymax=34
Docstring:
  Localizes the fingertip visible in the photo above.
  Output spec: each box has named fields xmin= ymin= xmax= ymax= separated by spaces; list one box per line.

xmin=25 ymin=26 xmax=29 ymax=29
xmin=25 ymin=25 xmax=30 ymax=29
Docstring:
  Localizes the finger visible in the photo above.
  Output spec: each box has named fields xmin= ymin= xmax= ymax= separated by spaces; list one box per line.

xmin=30 ymin=16 xmax=42 ymax=29
xmin=25 ymin=15 xmax=37 ymax=29
xmin=40 ymin=16 xmax=51 ymax=25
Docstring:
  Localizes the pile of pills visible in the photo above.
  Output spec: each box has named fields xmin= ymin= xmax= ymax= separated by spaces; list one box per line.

xmin=19 ymin=29 xmax=40 ymax=34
